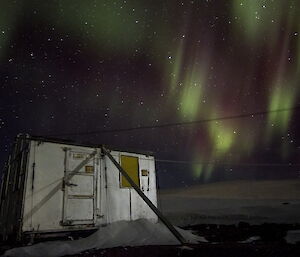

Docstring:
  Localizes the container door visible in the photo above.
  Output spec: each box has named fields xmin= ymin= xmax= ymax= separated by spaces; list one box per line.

xmin=62 ymin=150 xmax=97 ymax=226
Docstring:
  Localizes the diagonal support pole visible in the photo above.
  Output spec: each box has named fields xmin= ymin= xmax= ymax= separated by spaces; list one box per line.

xmin=101 ymin=146 xmax=187 ymax=245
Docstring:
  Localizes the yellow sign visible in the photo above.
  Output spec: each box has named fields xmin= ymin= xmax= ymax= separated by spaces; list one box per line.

xmin=141 ymin=169 xmax=149 ymax=176
xmin=120 ymin=155 xmax=140 ymax=188
xmin=73 ymin=153 xmax=85 ymax=159
xmin=85 ymin=165 xmax=94 ymax=173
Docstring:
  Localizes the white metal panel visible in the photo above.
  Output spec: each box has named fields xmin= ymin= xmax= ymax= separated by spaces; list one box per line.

xmin=65 ymin=199 xmax=93 ymax=220
xmin=102 ymin=151 xmax=158 ymax=224
xmin=68 ymin=175 xmax=94 ymax=196
xmin=21 ymin=141 xmax=158 ymax=235
xmin=22 ymin=141 xmax=36 ymax=232
xmin=131 ymin=155 xmax=158 ymax=222
xmin=22 ymin=142 xmax=97 ymax=232
xmin=22 ymin=141 xmax=65 ymax=232
xmin=96 ymin=158 xmax=105 ymax=225
xmin=104 ymin=152 xmax=130 ymax=223
xmin=68 ymin=151 xmax=94 ymax=173
xmin=62 ymin=148 xmax=97 ymax=226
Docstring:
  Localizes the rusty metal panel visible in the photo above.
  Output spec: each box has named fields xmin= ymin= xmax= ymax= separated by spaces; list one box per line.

xmin=0 ymin=136 xmax=31 ymax=241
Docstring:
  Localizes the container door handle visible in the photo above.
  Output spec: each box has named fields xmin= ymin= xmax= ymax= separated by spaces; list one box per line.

xmin=65 ymin=181 xmax=78 ymax=187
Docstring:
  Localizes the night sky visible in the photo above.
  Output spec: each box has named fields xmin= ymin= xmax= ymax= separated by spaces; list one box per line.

xmin=1 ymin=0 xmax=300 ymax=188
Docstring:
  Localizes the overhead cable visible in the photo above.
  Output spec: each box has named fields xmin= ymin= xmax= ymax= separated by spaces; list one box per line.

xmin=43 ymin=105 xmax=300 ymax=137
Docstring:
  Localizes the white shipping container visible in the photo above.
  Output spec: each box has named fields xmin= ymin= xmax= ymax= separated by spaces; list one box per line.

xmin=0 ymin=135 xmax=158 ymax=242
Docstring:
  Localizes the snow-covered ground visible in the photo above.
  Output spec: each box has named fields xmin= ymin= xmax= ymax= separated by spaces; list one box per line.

xmin=159 ymin=179 xmax=300 ymax=226
xmin=3 ymin=219 xmax=204 ymax=257
xmin=285 ymin=230 xmax=300 ymax=244
xmin=3 ymin=179 xmax=300 ymax=257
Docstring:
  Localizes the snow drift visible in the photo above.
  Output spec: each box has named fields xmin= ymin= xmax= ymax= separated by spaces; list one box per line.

xmin=159 ymin=179 xmax=300 ymax=226
xmin=3 ymin=219 xmax=204 ymax=257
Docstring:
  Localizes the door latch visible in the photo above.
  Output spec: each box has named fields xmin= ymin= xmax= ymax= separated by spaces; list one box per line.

xmin=65 ymin=181 xmax=78 ymax=187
